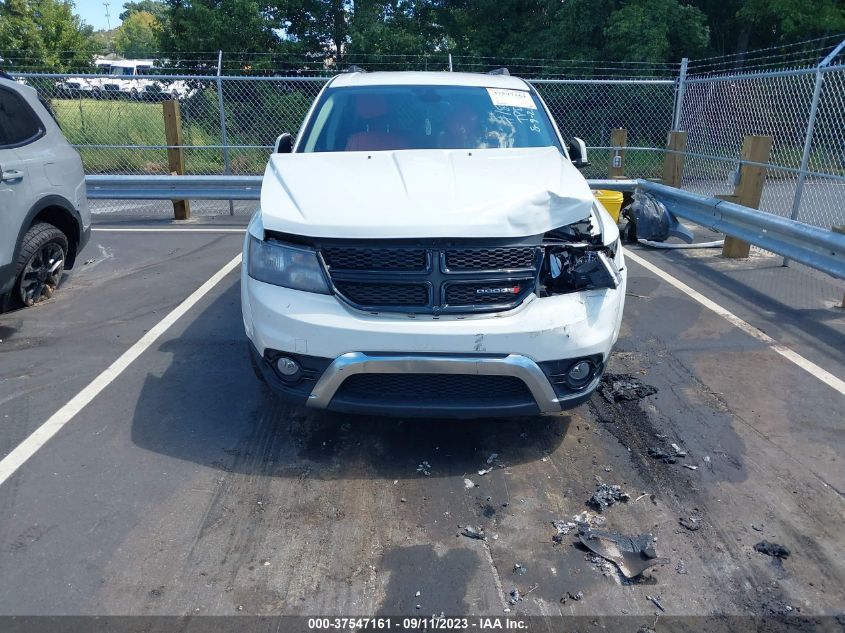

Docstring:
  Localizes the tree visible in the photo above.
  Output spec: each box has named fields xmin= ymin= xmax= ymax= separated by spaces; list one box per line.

xmin=120 ymin=0 xmax=168 ymax=22
xmin=603 ymin=0 xmax=710 ymax=62
xmin=159 ymin=0 xmax=280 ymax=55
xmin=0 ymin=0 xmax=99 ymax=70
xmin=282 ymin=0 xmax=352 ymax=60
xmin=115 ymin=10 xmax=160 ymax=57
xmin=346 ymin=0 xmax=442 ymax=59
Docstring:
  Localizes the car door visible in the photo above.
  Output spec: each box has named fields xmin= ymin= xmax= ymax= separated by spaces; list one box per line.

xmin=0 ymin=84 xmax=39 ymax=276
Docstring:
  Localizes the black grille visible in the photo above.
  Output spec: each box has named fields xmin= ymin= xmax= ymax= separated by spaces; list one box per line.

xmin=323 ymin=247 xmax=427 ymax=271
xmin=334 ymin=373 xmax=533 ymax=405
xmin=334 ymin=281 xmax=428 ymax=306
xmin=446 ymin=247 xmax=536 ymax=271
xmin=445 ymin=282 xmax=528 ymax=305
xmin=320 ymin=240 xmax=541 ymax=314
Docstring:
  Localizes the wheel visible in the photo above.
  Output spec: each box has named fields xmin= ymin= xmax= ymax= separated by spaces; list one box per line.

xmin=129 ymin=87 xmax=139 ymax=99
xmin=171 ymin=89 xmax=179 ymax=100
xmin=14 ymin=223 xmax=68 ymax=307
xmin=91 ymin=87 xmax=102 ymax=99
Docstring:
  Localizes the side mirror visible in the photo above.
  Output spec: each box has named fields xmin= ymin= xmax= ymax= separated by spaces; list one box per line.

xmin=568 ymin=137 xmax=590 ymax=169
xmin=274 ymin=133 xmax=293 ymax=154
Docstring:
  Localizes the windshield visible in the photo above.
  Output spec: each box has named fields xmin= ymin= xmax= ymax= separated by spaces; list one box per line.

xmin=299 ymin=84 xmax=561 ymax=152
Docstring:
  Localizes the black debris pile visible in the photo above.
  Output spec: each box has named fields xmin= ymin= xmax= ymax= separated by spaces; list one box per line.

xmin=578 ymin=526 xmax=668 ymax=579
xmin=560 ymin=591 xmax=584 ymax=604
xmin=648 ymin=446 xmax=686 ymax=464
xmin=679 ymin=515 xmax=701 ymax=531
xmin=513 ymin=563 xmax=527 ymax=576
xmin=587 ymin=484 xmax=630 ymax=510
xmin=754 ymin=541 xmax=791 ymax=559
xmin=461 ymin=525 xmax=486 ymax=541
xmin=599 ymin=374 xmax=658 ymax=403
xmin=508 ymin=588 xmax=522 ymax=606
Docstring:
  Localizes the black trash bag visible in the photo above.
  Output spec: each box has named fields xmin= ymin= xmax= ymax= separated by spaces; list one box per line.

xmin=622 ymin=191 xmax=670 ymax=242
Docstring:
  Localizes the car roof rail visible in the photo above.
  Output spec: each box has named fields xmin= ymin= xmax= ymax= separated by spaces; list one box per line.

xmin=344 ymin=65 xmax=367 ymax=73
xmin=488 ymin=67 xmax=510 ymax=76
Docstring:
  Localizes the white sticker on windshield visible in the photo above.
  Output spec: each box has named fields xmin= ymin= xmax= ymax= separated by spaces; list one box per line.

xmin=486 ymin=88 xmax=536 ymax=109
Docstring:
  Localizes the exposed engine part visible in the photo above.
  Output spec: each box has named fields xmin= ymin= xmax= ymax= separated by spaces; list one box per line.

xmin=540 ymin=243 xmax=621 ymax=295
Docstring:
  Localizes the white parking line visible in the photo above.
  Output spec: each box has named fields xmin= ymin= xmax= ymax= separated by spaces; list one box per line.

xmin=625 ymin=249 xmax=845 ymax=396
xmin=92 ymin=228 xmax=246 ymax=232
xmin=0 ymin=253 xmax=243 ymax=488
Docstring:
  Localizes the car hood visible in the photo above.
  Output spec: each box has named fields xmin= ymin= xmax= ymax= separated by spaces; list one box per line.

xmin=259 ymin=146 xmax=595 ymax=239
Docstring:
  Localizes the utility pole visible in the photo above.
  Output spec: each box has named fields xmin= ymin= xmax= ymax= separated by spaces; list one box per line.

xmin=103 ymin=1 xmax=112 ymax=30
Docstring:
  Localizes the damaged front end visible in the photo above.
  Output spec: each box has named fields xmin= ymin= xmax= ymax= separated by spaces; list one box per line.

xmin=538 ymin=209 xmax=624 ymax=297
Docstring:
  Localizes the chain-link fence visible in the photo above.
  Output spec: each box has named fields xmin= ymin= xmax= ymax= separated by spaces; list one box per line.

xmin=8 ymin=41 xmax=845 ymax=228
xmin=677 ymin=38 xmax=845 ymax=231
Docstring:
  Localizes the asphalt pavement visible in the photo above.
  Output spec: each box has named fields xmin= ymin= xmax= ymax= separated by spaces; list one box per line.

xmin=0 ymin=216 xmax=843 ymax=627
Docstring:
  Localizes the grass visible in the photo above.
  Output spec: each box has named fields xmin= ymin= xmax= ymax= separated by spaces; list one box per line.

xmin=50 ymin=96 xmax=840 ymax=181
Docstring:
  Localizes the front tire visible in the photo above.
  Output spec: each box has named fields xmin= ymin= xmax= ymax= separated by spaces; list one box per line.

xmin=14 ymin=223 xmax=68 ymax=307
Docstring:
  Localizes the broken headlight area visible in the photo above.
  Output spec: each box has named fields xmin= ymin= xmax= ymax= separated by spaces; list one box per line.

xmin=539 ymin=224 xmax=622 ymax=295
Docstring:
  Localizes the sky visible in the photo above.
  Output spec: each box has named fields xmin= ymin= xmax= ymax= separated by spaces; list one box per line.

xmin=74 ymin=0 xmax=123 ymax=32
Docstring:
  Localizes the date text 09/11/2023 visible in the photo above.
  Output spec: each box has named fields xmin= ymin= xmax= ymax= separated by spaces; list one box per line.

xmin=306 ymin=617 xmax=529 ymax=630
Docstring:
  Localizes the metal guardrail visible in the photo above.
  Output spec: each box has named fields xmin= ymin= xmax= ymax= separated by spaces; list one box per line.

xmin=84 ymin=175 xmax=844 ymax=279
xmin=86 ymin=175 xmax=263 ymax=200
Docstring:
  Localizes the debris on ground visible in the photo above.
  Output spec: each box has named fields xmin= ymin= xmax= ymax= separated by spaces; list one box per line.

xmin=670 ymin=443 xmax=687 ymax=457
xmin=754 ymin=541 xmax=791 ymax=559
xmin=648 ymin=446 xmax=686 ymax=464
xmin=676 ymin=559 xmax=687 ymax=574
xmin=552 ymin=520 xmax=577 ymax=543
xmin=679 ymin=515 xmax=702 ymax=531
xmin=477 ymin=467 xmax=493 ymax=476
xmin=587 ymin=483 xmax=630 ymax=510
xmin=682 ymin=464 xmax=698 ymax=470
xmin=464 ymin=478 xmax=476 ymax=489
xmin=560 ymin=591 xmax=584 ymax=604
xmin=586 ymin=553 xmax=616 ymax=577
xmin=752 ymin=524 xmax=764 ymax=532
xmin=461 ymin=526 xmax=486 ymax=541
xmin=578 ymin=526 xmax=668 ymax=579
xmin=513 ymin=563 xmax=527 ymax=575
xmin=417 ymin=461 xmax=431 ymax=476
xmin=508 ymin=588 xmax=522 ymax=605
xmin=573 ymin=510 xmax=607 ymax=528
xmin=486 ymin=453 xmax=499 ymax=464
xmin=646 ymin=595 xmax=666 ymax=612
xmin=599 ymin=373 xmax=658 ymax=403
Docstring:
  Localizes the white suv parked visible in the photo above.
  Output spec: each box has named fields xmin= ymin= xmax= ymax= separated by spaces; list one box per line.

xmin=242 ymin=71 xmax=626 ymax=418
xmin=0 ymin=72 xmax=90 ymax=310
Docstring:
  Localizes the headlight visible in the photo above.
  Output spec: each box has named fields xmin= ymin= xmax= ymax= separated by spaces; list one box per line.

xmin=247 ymin=235 xmax=330 ymax=294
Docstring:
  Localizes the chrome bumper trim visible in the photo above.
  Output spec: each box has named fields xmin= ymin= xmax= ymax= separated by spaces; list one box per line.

xmin=306 ymin=352 xmax=569 ymax=414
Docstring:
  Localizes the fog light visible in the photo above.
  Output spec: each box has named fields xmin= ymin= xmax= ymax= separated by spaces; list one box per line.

xmin=275 ymin=356 xmax=300 ymax=377
xmin=568 ymin=360 xmax=592 ymax=384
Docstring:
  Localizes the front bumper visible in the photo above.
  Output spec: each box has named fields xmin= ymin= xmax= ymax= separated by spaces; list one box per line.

xmin=243 ymin=264 xmax=625 ymax=417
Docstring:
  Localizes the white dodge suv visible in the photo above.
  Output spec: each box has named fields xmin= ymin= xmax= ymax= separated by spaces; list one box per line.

xmin=242 ymin=71 xmax=626 ymax=417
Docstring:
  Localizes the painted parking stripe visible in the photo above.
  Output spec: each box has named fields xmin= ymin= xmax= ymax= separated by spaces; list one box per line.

xmin=625 ymin=249 xmax=845 ymax=396
xmin=0 ymin=253 xmax=242 ymax=488
xmin=93 ymin=228 xmax=246 ymax=232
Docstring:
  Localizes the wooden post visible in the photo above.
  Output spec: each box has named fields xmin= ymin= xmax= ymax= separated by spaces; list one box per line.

xmin=610 ymin=128 xmax=627 ymax=179
xmin=722 ymin=135 xmax=773 ymax=259
xmin=163 ymin=99 xmax=190 ymax=220
xmin=661 ymin=130 xmax=687 ymax=188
